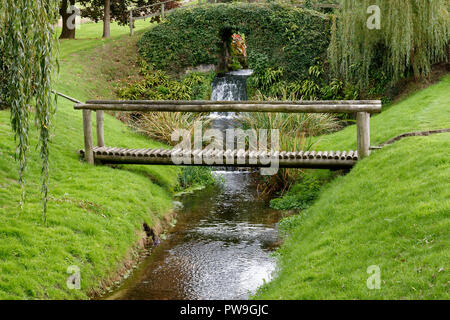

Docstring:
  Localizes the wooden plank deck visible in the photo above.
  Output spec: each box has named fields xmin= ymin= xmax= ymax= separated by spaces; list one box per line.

xmin=87 ymin=147 xmax=358 ymax=169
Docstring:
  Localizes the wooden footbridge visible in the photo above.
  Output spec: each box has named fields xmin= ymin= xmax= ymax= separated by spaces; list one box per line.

xmin=74 ymin=100 xmax=381 ymax=169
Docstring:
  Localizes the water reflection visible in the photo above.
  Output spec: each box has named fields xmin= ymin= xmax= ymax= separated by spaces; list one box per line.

xmin=110 ymin=172 xmax=284 ymax=300
xmin=109 ymin=69 xmax=283 ymax=300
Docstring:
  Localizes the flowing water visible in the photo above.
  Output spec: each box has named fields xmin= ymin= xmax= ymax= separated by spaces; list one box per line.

xmin=209 ymin=69 xmax=251 ymax=121
xmin=109 ymin=70 xmax=285 ymax=300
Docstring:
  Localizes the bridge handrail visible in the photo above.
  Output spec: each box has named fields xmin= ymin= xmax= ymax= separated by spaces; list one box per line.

xmin=75 ymin=100 xmax=382 ymax=114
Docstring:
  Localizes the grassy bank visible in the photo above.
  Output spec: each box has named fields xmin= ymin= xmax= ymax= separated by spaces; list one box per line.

xmin=256 ymin=75 xmax=450 ymax=299
xmin=0 ymin=22 xmax=181 ymax=299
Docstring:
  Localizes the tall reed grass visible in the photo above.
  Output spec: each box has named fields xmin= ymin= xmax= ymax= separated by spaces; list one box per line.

xmin=239 ymin=112 xmax=341 ymax=194
xmin=121 ymin=112 xmax=209 ymax=146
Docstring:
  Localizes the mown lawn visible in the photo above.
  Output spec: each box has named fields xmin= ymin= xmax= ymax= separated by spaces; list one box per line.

xmin=0 ymin=21 xmax=180 ymax=299
xmin=56 ymin=19 xmax=153 ymax=58
xmin=255 ymin=76 xmax=450 ymax=299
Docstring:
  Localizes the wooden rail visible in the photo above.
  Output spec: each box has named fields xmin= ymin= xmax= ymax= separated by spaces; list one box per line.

xmin=75 ymin=100 xmax=380 ymax=167
xmin=75 ymin=100 xmax=381 ymax=114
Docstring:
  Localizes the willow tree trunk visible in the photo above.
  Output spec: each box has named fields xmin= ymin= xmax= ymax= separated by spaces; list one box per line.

xmin=103 ymin=0 xmax=111 ymax=38
xmin=59 ymin=0 xmax=76 ymax=39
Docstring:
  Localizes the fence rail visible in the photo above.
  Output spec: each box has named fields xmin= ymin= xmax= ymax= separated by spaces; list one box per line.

xmin=75 ymin=100 xmax=381 ymax=114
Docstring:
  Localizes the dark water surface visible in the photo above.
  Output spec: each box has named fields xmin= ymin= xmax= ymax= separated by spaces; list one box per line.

xmin=109 ymin=172 xmax=284 ymax=300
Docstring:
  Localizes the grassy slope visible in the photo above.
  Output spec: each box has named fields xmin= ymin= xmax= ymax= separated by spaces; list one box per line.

xmin=256 ymin=76 xmax=450 ymax=299
xmin=0 ymin=21 xmax=180 ymax=299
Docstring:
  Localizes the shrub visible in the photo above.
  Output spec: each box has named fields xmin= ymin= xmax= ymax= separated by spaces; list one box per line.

xmin=117 ymin=63 xmax=215 ymax=101
xmin=138 ymin=3 xmax=330 ymax=81
xmin=247 ymin=62 xmax=358 ymax=101
xmin=116 ymin=63 xmax=214 ymax=145
xmin=177 ymin=166 xmax=217 ymax=191
xmin=269 ymin=174 xmax=325 ymax=211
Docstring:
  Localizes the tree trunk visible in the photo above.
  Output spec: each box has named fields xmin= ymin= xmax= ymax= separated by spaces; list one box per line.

xmin=59 ymin=0 xmax=76 ymax=39
xmin=103 ymin=0 xmax=111 ymax=38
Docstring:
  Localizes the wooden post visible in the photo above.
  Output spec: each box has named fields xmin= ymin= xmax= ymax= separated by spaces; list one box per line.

xmin=82 ymin=110 xmax=94 ymax=164
xmin=129 ymin=10 xmax=133 ymax=36
xmin=161 ymin=3 xmax=165 ymax=19
xmin=96 ymin=110 xmax=105 ymax=147
xmin=357 ymin=112 xmax=370 ymax=159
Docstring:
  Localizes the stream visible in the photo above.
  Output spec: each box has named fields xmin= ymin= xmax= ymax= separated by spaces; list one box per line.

xmin=109 ymin=70 xmax=285 ymax=300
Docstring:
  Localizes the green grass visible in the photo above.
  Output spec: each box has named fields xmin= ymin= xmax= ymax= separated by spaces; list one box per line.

xmin=0 ymin=21 xmax=180 ymax=299
xmin=314 ymin=76 xmax=450 ymax=150
xmin=57 ymin=20 xmax=154 ymax=59
xmin=255 ymin=76 xmax=450 ymax=299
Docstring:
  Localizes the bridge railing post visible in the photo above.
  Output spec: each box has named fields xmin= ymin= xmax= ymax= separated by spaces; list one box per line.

xmin=82 ymin=110 xmax=94 ymax=164
xmin=96 ymin=110 xmax=105 ymax=147
xmin=357 ymin=112 xmax=370 ymax=159
xmin=161 ymin=3 xmax=165 ymax=19
xmin=129 ymin=10 xmax=133 ymax=36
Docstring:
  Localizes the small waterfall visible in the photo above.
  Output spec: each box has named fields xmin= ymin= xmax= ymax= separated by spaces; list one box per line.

xmin=209 ymin=69 xmax=253 ymax=171
xmin=210 ymin=69 xmax=253 ymax=120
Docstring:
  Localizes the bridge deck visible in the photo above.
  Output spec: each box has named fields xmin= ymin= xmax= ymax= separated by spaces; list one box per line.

xmin=88 ymin=147 xmax=358 ymax=169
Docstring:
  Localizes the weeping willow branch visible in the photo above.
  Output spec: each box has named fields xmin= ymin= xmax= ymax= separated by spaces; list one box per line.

xmin=0 ymin=0 xmax=59 ymax=222
xmin=329 ymin=0 xmax=450 ymax=89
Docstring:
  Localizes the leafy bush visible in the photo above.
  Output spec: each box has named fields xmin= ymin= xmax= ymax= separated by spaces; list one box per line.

xmin=270 ymin=174 xmax=325 ymax=211
xmin=247 ymin=62 xmax=359 ymax=101
xmin=138 ymin=3 xmax=330 ymax=81
xmin=116 ymin=63 xmax=214 ymax=145
xmin=177 ymin=166 xmax=217 ymax=191
xmin=117 ymin=62 xmax=215 ymax=101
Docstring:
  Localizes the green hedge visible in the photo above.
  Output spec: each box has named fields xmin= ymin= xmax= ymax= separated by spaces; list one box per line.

xmin=138 ymin=3 xmax=330 ymax=81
